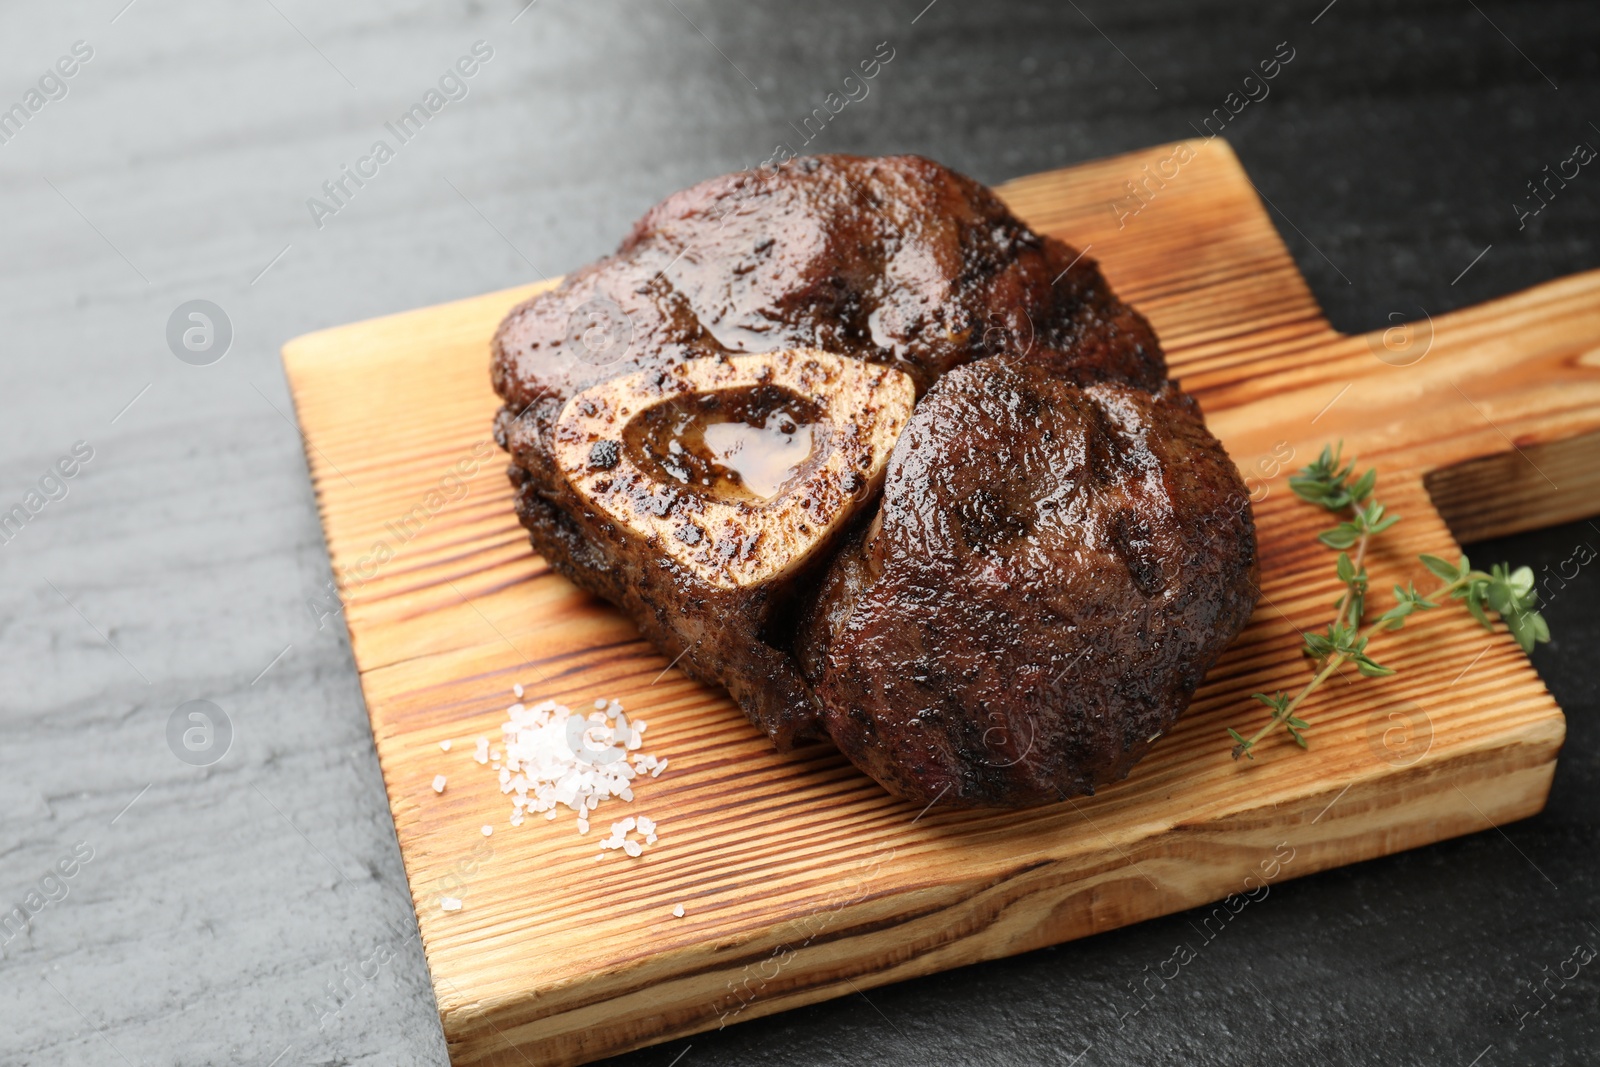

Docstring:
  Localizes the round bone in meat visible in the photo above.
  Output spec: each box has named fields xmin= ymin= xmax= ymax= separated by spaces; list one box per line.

xmin=553 ymin=349 xmax=915 ymax=590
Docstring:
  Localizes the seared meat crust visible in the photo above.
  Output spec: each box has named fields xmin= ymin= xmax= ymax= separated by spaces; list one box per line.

xmin=800 ymin=363 xmax=1258 ymax=806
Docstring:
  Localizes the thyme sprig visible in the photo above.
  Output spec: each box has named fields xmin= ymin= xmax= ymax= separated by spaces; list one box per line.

xmin=1229 ymin=443 xmax=1551 ymax=761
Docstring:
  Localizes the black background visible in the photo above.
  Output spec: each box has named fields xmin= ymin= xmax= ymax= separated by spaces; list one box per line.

xmin=1 ymin=1 xmax=1596 ymax=1065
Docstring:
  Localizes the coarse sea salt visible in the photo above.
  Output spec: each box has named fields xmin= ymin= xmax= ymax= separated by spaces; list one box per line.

xmin=466 ymin=690 xmax=666 ymax=857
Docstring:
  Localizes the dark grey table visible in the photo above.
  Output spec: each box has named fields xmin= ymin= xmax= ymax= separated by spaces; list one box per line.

xmin=2 ymin=2 xmax=1595 ymax=1065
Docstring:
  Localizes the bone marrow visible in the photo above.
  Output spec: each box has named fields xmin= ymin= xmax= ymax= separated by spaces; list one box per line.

xmin=553 ymin=349 xmax=914 ymax=591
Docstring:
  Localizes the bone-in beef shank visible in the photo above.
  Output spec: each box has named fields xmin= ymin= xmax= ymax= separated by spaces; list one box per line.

xmin=490 ymin=153 xmax=1258 ymax=806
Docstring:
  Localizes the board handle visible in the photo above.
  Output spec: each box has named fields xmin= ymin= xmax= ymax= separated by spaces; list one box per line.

xmin=1202 ymin=268 xmax=1600 ymax=545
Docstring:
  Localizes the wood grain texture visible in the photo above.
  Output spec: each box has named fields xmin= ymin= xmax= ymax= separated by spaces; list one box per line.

xmin=281 ymin=140 xmax=1595 ymax=1067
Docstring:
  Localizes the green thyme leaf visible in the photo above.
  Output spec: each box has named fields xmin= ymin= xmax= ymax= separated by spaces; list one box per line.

xmin=1419 ymin=554 xmax=1457 ymax=581
xmin=1253 ymin=691 xmax=1290 ymax=713
xmin=1350 ymin=467 xmax=1378 ymax=503
xmin=1508 ymin=565 xmax=1535 ymax=599
xmin=1464 ymin=584 xmax=1493 ymax=630
xmin=1354 ymin=654 xmax=1395 ymax=678
xmin=1319 ymin=525 xmax=1361 ymax=549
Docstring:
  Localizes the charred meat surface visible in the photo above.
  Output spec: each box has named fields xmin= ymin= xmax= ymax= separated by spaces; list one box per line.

xmin=799 ymin=361 xmax=1259 ymax=806
xmin=490 ymin=153 xmax=1259 ymax=804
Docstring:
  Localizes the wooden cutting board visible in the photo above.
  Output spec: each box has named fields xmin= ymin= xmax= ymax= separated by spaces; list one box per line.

xmin=281 ymin=140 xmax=1598 ymax=1067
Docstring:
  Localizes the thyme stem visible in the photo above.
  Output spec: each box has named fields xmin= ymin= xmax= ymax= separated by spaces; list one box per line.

xmin=1233 ymin=574 xmax=1467 ymax=759
xmin=1228 ymin=441 xmax=1551 ymax=762
xmin=1343 ymin=530 xmax=1370 ymax=629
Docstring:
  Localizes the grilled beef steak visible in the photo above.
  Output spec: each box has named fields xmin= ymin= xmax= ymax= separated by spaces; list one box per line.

xmin=491 ymin=153 xmax=1259 ymax=805
xmin=798 ymin=361 xmax=1259 ymax=806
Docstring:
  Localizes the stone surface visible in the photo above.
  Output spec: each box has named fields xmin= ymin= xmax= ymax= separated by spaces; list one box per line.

xmin=0 ymin=2 xmax=1593 ymax=1065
